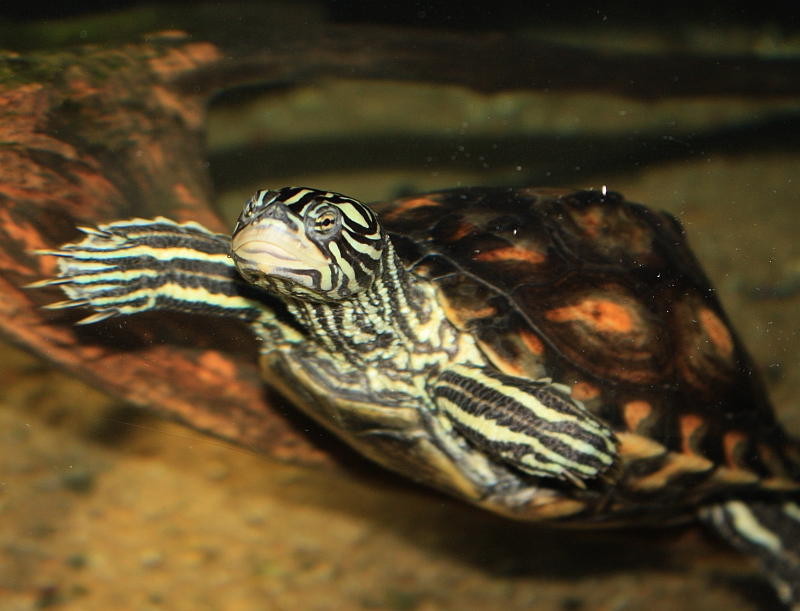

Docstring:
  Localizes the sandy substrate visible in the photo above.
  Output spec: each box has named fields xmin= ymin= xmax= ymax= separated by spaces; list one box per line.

xmin=0 ymin=344 xmax=770 ymax=611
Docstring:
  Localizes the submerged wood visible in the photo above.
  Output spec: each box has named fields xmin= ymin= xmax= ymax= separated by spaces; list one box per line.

xmin=0 ymin=40 xmax=336 ymax=469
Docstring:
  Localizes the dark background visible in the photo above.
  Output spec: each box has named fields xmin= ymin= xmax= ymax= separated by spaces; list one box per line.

xmin=1 ymin=0 xmax=797 ymax=29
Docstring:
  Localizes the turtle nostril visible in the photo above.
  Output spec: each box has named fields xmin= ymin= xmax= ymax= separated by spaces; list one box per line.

xmin=261 ymin=202 xmax=291 ymax=222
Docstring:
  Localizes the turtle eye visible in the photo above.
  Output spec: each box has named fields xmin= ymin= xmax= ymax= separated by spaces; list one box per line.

xmin=243 ymin=198 xmax=256 ymax=217
xmin=311 ymin=207 xmax=340 ymax=236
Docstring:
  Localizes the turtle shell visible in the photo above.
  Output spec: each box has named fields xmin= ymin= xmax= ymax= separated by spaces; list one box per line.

xmin=373 ymin=187 xmax=800 ymax=518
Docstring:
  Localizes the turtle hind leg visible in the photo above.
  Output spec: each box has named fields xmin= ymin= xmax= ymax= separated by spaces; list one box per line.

xmin=700 ymin=500 xmax=800 ymax=607
xmin=33 ymin=217 xmax=277 ymax=326
xmin=431 ymin=363 xmax=618 ymax=487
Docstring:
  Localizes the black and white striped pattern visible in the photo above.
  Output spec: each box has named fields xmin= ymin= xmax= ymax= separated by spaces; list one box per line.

xmin=34 ymin=217 xmax=278 ymax=326
xmin=232 ymin=188 xmax=384 ymax=301
xmin=433 ymin=364 xmax=617 ymax=484
xmin=700 ymin=500 xmax=800 ymax=606
xmin=231 ymin=188 xmax=618 ymax=485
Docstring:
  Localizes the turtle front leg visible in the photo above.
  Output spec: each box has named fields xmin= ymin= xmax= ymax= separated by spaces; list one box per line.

xmin=31 ymin=217 xmax=283 ymax=330
xmin=431 ymin=363 xmax=618 ymax=487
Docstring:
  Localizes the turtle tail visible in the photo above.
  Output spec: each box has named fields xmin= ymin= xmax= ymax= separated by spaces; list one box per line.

xmin=700 ymin=500 xmax=800 ymax=608
xmin=30 ymin=217 xmax=276 ymax=325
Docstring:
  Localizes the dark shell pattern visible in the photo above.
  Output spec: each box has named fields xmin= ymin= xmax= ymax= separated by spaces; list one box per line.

xmin=373 ymin=187 xmax=800 ymax=520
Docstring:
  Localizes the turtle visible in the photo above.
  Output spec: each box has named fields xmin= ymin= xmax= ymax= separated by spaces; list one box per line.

xmin=33 ymin=186 xmax=800 ymax=606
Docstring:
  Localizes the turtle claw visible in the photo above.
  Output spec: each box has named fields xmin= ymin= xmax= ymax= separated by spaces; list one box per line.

xmin=76 ymin=310 xmax=118 ymax=325
xmin=42 ymin=299 xmax=90 ymax=310
xmin=31 ymin=248 xmax=79 ymax=258
xmin=25 ymin=277 xmax=73 ymax=289
xmin=76 ymin=226 xmax=113 ymax=238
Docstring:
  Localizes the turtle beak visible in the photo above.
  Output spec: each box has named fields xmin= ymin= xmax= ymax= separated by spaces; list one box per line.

xmin=231 ymin=202 xmax=330 ymax=281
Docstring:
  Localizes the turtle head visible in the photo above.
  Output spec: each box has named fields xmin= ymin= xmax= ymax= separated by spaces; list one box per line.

xmin=231 ymin=187 xmax=386 ymax=301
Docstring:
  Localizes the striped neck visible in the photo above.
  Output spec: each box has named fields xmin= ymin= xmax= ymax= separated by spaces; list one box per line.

xmin=284 ymin=240 xmax=454 ymax=371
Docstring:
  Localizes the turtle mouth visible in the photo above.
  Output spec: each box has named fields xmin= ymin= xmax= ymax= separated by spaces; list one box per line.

xmin=232 ymin=221 xmax=330 ymax=275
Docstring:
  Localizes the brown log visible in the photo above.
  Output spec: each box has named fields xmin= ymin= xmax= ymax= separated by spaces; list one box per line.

xmin=0 ymin=40 xmax=336 ymax=470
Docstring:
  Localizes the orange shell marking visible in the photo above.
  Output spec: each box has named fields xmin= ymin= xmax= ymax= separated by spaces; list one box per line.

xmin=545 ymin=299 xmax=633 ymax=334
xmin=447 ymin=221 xmax=479 ymax=242
xmin=469 ymin=305 xmax=498 ymax=320
xmin=440 ymin=294 xmax=496 ymax=330
xmin=624 ymin=400 xmax=652 ymax=433
xmin=631 ymin=452 xmax=714 ymax=491
xmin=699 ymin=308 xmax=734 ymax=360
xmin=572 ymin=381 xmax=601 ymax=402
xmin=475 ymin=246 xmax=545 ymax=264
xmin=381 ymin=197 xmax=441 ymax=221
xmin=722 ymin=430 xmax=748 ymax=469
xmin=679 ymin=414 xmax=705 ymax=455
xmin=519 ymin=328 xmax=546 ymax=356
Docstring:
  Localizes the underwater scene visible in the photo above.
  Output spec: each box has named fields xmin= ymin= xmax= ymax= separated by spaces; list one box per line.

xmin=0 ymin=2 xmax=799 ymax=610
